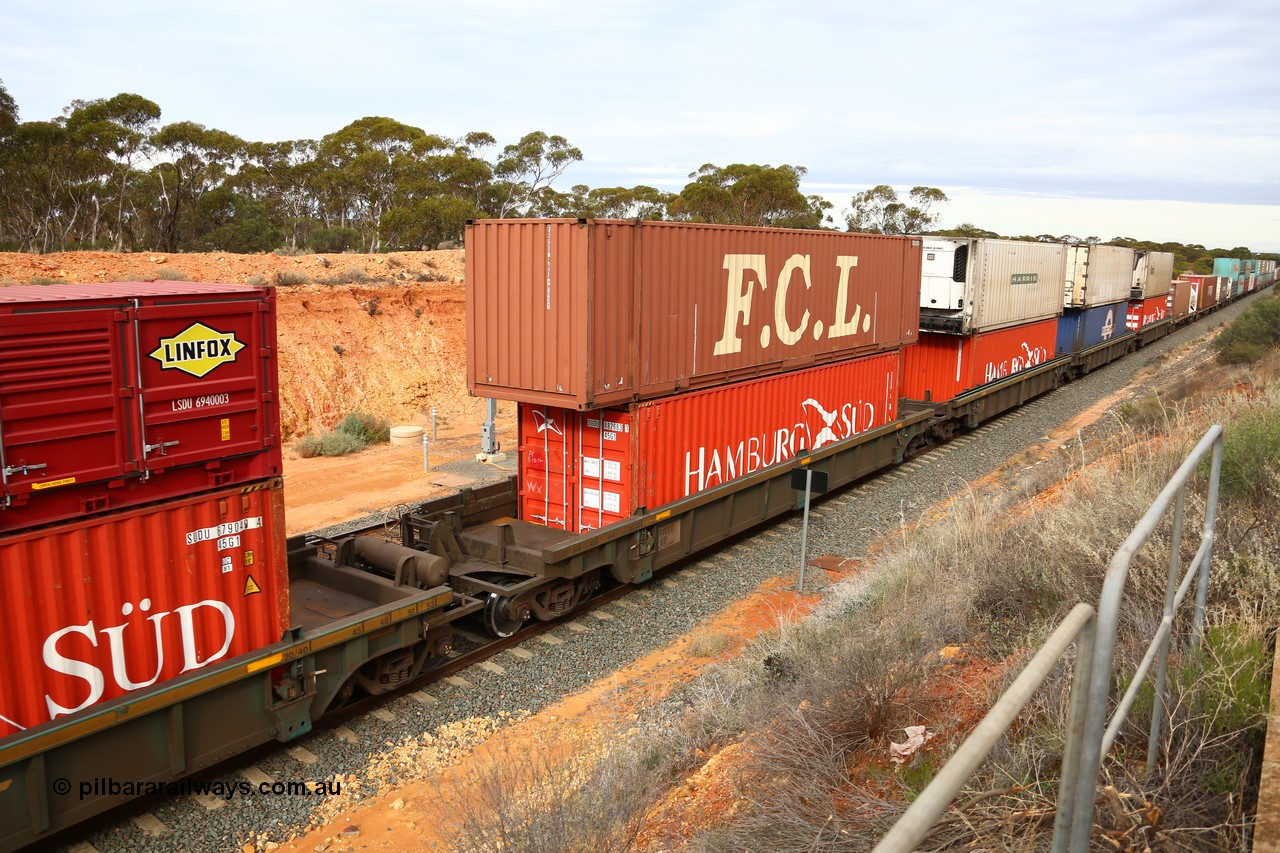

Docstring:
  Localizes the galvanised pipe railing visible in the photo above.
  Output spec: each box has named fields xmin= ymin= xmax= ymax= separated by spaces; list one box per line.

xmin=875 ymin=425 xmax=1224 ymax=853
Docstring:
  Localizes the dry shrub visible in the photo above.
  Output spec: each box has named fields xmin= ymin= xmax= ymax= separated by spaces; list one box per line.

xmin=426 ymin=722 xmax=662 ymax=853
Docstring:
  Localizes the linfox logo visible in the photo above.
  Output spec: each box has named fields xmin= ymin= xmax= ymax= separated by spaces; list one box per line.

xmin=1101 ymin=309 xmax=1115 ymax=341
xmin=713 ymin=253 xmax=874 ymax=358
xmin=683 ymin=392 xmax=885 ymax=495
xmin=149 ymin=323 xmax=245 ymax=378
xmin=35 ymin=595 xmax=236 ymax=723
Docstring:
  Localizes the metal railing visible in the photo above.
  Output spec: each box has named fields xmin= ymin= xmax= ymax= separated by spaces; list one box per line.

xmin=875 ymin=424 xmax=1224 ymax=852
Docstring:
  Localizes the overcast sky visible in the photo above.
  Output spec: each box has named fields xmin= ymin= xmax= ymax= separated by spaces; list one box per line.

xmin=5 ymin=0 xmax=1278 ymax=250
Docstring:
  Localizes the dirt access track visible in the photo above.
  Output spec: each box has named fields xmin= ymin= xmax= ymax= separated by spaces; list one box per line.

xmin=0 ymin=249 xmax=517 ymax=534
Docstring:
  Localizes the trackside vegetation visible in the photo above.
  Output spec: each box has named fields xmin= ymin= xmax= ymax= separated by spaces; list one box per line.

xmin=294 ymin=412 xmax=391 ymax=458
xmin=426 ymin=313 xmax=1280 ymax=851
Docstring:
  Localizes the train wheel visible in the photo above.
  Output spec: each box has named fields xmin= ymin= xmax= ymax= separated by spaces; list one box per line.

xmin=484 ymin=593 xmax=527 ymax=638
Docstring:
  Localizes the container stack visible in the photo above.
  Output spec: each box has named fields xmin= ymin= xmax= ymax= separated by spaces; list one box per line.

xmin=467 ymin=219 xmax=920 ymax=533
xmin=900 ymin=237 xmax=1065 ymax=402
xmin=0 ymin=282 xmax=287 ymax=738
xmin=1126 ymin=251 xmax=1175 ymax=332
xmin=1055 ymin=244 xmax=1135 ymax=354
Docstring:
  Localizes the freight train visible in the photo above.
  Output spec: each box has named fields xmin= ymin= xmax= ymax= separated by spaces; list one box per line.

xmin=0 ymin=221 xmax=1272 ymax=850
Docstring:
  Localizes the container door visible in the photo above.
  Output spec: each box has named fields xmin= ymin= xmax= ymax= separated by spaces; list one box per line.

xmin=518 ymin=405 xmax=577 ymax=531
xmin=131 ymin=297 xmax=273 ymax=475
xmin=0 ymin=306 xmax=134 ymax=505
xmin=576 ymin=408 xmax=632 ymax=532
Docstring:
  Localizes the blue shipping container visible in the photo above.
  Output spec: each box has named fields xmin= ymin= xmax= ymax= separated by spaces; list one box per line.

xmin=1056 ymin=302 xmax=1132 ymax=355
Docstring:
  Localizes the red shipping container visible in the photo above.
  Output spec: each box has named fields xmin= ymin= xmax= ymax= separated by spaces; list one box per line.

xmin=519 ymin=351 xmax=900 ymax=532
xmin=0 ymin=282 xmax=282 ymax=534
xmin=1125 ymin=295 xmax=1169 ymax=331
xmin=469 ymin=219 xmax=920 ymax=410
xmin=0 ymin=479 xmax=289 ymax=739
xmin=900 ymin=319 xmax=1058 ymax=403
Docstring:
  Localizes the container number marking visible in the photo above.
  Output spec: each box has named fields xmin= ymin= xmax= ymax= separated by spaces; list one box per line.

xmin=172 ymin=393 xmax=232 ymax=412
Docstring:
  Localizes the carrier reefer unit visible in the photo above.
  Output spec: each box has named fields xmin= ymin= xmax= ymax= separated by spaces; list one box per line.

xmin=918 ymin=238 xmax=1065 ymax=335
xmin=900 ymin=318 xmax=1058 ymax=403
xmin=1056 ymin=302 xmax=1132 ymax=355
xmin=467 ymin=219 xmax=920 ymax=411
xmin=1063 ymin=244 xmax=1136 ymax=308
xmin=0 ymin=480 xmax=289 ymax=739
xmin=518 ymin=351 xmax=900 ymax=532
xmin=0 ymin=282 xmax=282 ymax=534
xmin=1131 ymin=251 xmax=1174 ymax=299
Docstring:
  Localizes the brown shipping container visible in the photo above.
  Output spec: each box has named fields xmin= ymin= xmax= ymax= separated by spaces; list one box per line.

xmin=900 ymin=318 xmax=1058 ymax=403
xmin=0 ymin=480 xmax=288 ymax=739
xmin=1167 ymin=279 xmax=1195 ymax=320
xmin=0 ymin=282 xmax=282 ymax=534
xmin=519 ymin=351 xmax=900 ymax=532
xmin=468 ymin=219 xmax=920 ymax=410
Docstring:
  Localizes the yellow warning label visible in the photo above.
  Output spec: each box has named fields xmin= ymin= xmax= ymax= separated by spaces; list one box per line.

xmin=244 ymin=575 xmax=262 ymax=596
xmin=244 ymin=550 xmax=255 ymax=566
xmin=221 ymin=418 xmax=230 ymax=441
xmin=31 ymin=477 xmax=77 ymax=491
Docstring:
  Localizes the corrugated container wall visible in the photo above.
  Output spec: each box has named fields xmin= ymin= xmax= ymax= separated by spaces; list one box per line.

xmin=519 ymin=352 xmax=899 ymax=532
xmin=1125 ymin=296 xmax=1169 ymax=331
xmin=1132 ymin=251 xmax=1174 ymax=299
xmin=1063 ymin=244 xmax=1136 ymax=308
xmin=1167 ymin=279 xmax=1196 ymax=320
xmin=0 ymin=282 xmax=282 ymax=534
xmin=901 ymin=318 xmax=1058 ymax=403
xmin=0 ymin=480 xmax=289 ymax=739
xmin=1213 ymin=258 xmax=1242 ymax=282
xmin=467 ymin=219 xmax=920 ymax=411
xmin=1056 ymin=302 xmax=1133 ymax=355
xmin=918 ymin=238 xmax=1065 ymax=335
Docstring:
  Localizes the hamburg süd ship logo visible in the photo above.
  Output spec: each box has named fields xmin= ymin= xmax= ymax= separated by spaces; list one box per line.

xmin=149 ymin=323 xmax=245 ymax=378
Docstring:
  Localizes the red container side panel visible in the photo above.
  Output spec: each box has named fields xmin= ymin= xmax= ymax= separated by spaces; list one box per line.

xmin=901 ymin=319 xmax=1058 ymax=403
xmin=0 ymin=284 xmax=282 ymax=534
xmin=518 ymin=351 xmax=900 ymax=533
xmin=0 ymin=479 xmax=289 ymax=740
xmin=1125 ymin=296 xmax=1170 ymax=331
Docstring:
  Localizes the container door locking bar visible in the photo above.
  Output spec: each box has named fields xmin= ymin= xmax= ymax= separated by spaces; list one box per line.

xmin=143 ymin=440 xmax=180 ymax=456
xmin=3 ymin=462 xmax=47 ymax=477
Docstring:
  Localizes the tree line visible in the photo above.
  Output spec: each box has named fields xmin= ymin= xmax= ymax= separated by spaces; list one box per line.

xmin=0 ymin=82 xmax=1272 ymax=268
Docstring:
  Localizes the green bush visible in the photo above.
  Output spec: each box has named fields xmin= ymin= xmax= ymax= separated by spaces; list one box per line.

xmin=275 ymin=270 xmax=309 ymax=286
xmin=336 ymin=411 xmax=391 ymax=444
xmin=294 ymin=430 xmax=369 ymax=458
xmin=1215 ymin=294 xmax=1280 ymax=364
xmin=1218 ymin=409 xmax=1280 ymax=503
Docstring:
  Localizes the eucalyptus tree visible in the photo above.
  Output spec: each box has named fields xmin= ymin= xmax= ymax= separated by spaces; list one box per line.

xmin=149 ymin=121 xmax=245 ymax=251
xmin=845 ymin=185 xmax=948 ymax=235
xmin=669 ymin=163 xmax=829 ymax=229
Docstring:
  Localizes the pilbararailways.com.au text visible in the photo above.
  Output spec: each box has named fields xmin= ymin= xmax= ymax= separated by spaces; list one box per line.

xmin=55 ymin=776 xmax=341 ymax=801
